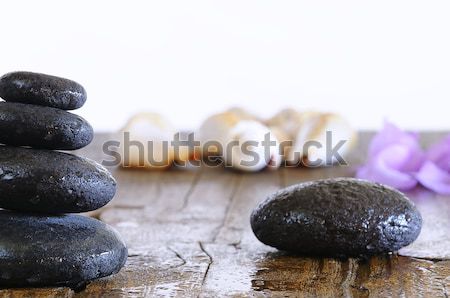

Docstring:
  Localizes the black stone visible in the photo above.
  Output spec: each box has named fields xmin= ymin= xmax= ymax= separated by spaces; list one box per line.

xmin=0 ymin=210 xmax=127 ymax=288
xmin=0 ymin=71 xmax=86 ymax=110
xmin=250 ymin=178 xmax=422 ymax=258
xmin=0 ymin=102 xmax=93 ymax=150
xmin=0 ymin=146 xmax=116 ymax=213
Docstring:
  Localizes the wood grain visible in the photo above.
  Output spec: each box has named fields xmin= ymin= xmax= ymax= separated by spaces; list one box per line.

xmin=1 ymin=132 xmax=449 ymax=297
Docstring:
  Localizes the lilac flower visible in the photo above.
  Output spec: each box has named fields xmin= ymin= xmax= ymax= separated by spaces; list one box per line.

xmin=356 ymin=121 xmax=425 ymax=190
xmin=416 ymin=135 xmax=450 ymax=195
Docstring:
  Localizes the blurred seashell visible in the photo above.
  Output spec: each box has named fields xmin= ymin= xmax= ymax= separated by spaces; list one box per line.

xmin=120 ymin=112 xmax=175 ymax=169
xmin=288 ymin=113 xmax=357 ymax=166
xmin=267 ymin=109 xmax=322 ymax=161
xmin=197 ymin=111 xmax=242 ymax=157
xmin=285 ymin=112 xmax=322 ymax=163
xmin=226 ymin=107 xmax=260 ymax=122
xmin=266 ymin=108 xmax=306 ymax=139
xmin=224 ymin=120 xmax=282 ymax=172
xmin=268 ymin=125 xmax=291 ymax=160
xmin=199 ymin=107 xmax=356 ymax=170
xmin=173 ymin=131 xmax=200 ymax=164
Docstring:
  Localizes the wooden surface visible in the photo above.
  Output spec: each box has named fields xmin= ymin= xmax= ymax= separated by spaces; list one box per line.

xmin=1 ymin=132 xmax=449 ymax=297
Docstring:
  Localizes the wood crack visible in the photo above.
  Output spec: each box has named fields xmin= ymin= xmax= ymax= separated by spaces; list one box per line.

xmin=199 ymin=241 xmax=213 ymax=287
xmin=179 ymin=168 xmax=203 ymax=211
xmin=211 ymin=175 xmax=242 ymax=243
xmin=167 ymin=246 xmax=187 ymax=268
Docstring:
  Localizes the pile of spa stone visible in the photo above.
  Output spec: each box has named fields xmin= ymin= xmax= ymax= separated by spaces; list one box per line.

xmin=0 ymin=71 xmax=127 ymax=289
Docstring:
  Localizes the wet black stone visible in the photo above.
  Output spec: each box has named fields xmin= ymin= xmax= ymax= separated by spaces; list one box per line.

xmin=250 ymin=178 xmax=422 ymax=258
xmin=0 ymin=146 xmax=116 ymax=213
xmin=0 ymin=102 xmax=93 ymax=150
xmin=0 ymin=210 xmax=127 ymax=288
xmin=0 ymin=71 xmax=86 ymax=110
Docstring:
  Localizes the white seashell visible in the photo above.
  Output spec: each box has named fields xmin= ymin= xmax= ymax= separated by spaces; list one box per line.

xmin=197 ymin=111 xmax=282 ymax=171
xmin=224 ymin=120 xmax=282 ymax=172
xmin=119 ymin=112 xmax=175 ymax=169
xmin=285 ymin=112 xmax=323 ymax=164
xmin=266 ymin=108 xmax=318 ymax=139
xmin=173 ymin=131 xmax=199 ymax=164
xmin=197 ymin=108 xmax=259 ymax=149
xmin=267 ymin=125 xmax=291 ymax=160
xmin=197 ymin=111 xmax=241 ymax=157
xmin=267 ymin=109 xmax=320 ymax=161
xmin=288 ymin=113 xmax=357 ymax=167
xmin=226 ymin=107 xmax=261 ymax=122
xmin=119 ymin=108 xmax=355 ymax=170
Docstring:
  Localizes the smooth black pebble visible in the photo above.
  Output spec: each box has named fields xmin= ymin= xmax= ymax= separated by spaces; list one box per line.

xmin=0 ymin=210 xmax=127 ymax=288
xmin=250 ymin=178 xmax=422 ymax=257
xmin=0 ymin=146 xmax=116 ymax=213
xmin=0 ymin=102 xmax=93 ymax=150
xmin=0 ymin=71 xmax=86 ymax=110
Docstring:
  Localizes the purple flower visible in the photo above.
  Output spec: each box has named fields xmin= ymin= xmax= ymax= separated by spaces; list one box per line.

xmin=356 ymin=121 xmax=425 ymax=190
xmin=416 ymin=135 xmax=450 ymax=195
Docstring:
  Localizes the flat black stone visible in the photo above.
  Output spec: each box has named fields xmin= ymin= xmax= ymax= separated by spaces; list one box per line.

xmin=0 ymin=210 xmax=127 ymax=288
xmin=0 ymin=71 xmax=86 ymax=110
xmin=250 ymin=178 xmax=422 ymax=258
xmin=0 ymin=146 xmax=116 ymax=213
xmin=0 ymin=102 xmax=93 ymax=150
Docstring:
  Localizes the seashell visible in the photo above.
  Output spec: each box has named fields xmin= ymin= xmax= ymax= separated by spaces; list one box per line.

xmin=119 ymin=112 xmax=175 ymax=169
xmin=288 ymin=113 xmax=357 ymax=166
xmin=173 ymin=131 xmax=200 ymax=164
xmin=226 ymin=107 xmax=261 ymax=122
xmin=267 ymin=109 xmax=322 ymax=137
xmin=197 ymin=111 xmax=282 ymax=171
xmin=267 ymin=125 xmax=291 ymax=160
xmin=267 ymin=109 xmax=322 ymax=161
xmin=197 ymin=106 xmax=357 ymax=170
xmin=197 ymin=111 xmax=241 ymax=157
xmin=224 ymin=120 xmax=282 ymax=172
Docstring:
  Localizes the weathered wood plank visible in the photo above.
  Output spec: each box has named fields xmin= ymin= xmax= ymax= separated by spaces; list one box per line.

xmin=80 ymin=167 xmax=242 ymax=297
xmin=199 ymin=171 xmax=282 ymax=297
xmin=400 ymin=191 xmax=450 ymax=260
xmin=196 ymin=166 xmax=446 ymax=297
xmin=2 ymin=132 xmax=450 ymax=298
xmin=0 ymin=288 xmax=74 ymax=298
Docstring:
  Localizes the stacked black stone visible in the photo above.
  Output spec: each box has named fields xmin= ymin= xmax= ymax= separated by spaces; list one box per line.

xmin=0 ymin=71 xmax=127 ymax=289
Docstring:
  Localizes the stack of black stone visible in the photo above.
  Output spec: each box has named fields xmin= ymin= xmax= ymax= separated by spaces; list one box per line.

xmin=0 ymin=71 xmax=127 ymax=289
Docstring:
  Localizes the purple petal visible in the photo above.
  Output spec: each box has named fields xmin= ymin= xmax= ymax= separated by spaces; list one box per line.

xmin=357 ymin=145 xmax=419 ymax=190
xmin=426 ymin=134 xmax=450 ymax=172
xmin=402 ymin=144 xmax=426 ymax=172
xmin=416 ymin=161 xmax=450 ymax=195
xmin=368 ymin=121 xmax=421 ymax=159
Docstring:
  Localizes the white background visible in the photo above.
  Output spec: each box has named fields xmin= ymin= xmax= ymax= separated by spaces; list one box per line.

xmin=1 ymin=0 xmax=449 ymax=132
